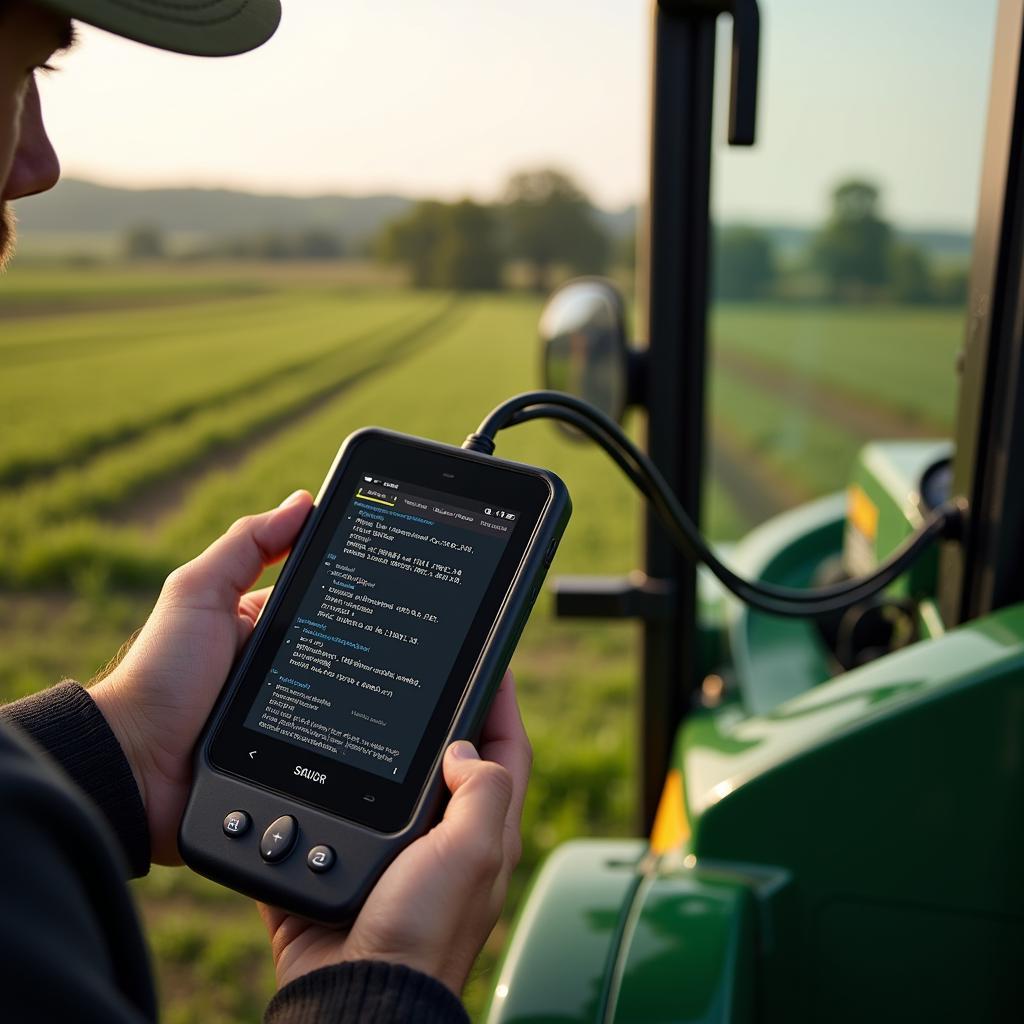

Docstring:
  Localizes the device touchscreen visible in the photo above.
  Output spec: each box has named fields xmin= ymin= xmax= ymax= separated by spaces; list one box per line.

xmin=208 ymin=437 xmax=550 ymax=831
xmin=244 ymin=476 xmax=517 ymax=783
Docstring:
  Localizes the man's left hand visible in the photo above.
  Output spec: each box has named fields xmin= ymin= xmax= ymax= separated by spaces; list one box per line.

xmin=90 ymin=489 xmax=314 ymax=865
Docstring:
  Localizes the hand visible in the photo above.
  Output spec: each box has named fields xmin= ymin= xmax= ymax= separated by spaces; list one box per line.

xmin=260 ymin=672 xmax=531 ymax=997
xmin=90 ymin=489 xmax=314 ymax=865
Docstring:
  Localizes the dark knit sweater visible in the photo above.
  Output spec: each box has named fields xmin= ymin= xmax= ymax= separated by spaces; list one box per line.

xmin=0 ymin=682 xmax=468 ymax=1023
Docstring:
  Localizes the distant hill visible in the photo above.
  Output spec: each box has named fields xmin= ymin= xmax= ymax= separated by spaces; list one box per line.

xmin=15 ymin=178 xmax=640 ymax=249
xmin=14 ymin=178 xmax=971 ymax=263
xmin=13 ymin=179 xmax=414 ymax=246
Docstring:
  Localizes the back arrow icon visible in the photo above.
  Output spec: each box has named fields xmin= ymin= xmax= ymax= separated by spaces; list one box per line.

xmin=248 ymin=750 xmax=257 ymax=759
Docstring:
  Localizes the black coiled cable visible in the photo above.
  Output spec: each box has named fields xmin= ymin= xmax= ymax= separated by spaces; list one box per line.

xmin=463 ymin=390 xmax=963 ymax=619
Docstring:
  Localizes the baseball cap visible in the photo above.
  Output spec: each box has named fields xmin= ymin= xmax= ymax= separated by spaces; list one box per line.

xmin=38 ymin=0 xmax=282 ymax=57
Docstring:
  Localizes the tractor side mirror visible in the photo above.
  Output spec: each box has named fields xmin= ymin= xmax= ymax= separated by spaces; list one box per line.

xmin=540 ymin=278 xmax=639 ymax=435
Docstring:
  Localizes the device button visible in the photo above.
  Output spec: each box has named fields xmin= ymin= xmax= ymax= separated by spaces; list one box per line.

xmin=307 ymin=845 xmax=336 ymax=873
xmin=260 ymin=815 xmax=298 ymax=863
xmin=223 ymin=810 xmax=251 ymax=838
xmin=543 ymin=538 xmax=559 ymax=565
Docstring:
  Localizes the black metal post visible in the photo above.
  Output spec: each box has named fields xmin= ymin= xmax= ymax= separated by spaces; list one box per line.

xmin=637 ymin=1 xmax=718 ymax=830
xmin=550 ymin=0 xmax=757 ymax=830
xmin=940 ymin=0 xmax=1024 ymax=625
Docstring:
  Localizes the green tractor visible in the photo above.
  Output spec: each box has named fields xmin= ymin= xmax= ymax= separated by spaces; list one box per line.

xmin=485 ymin=1 xmax=1024 ymax=1020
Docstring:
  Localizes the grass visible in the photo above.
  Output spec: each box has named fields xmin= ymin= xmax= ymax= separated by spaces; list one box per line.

xmin=0 ymin=266 xmax=967 ymax=1021
xmin=0 ymin=262 xmax=272 ymax=311
xmin=0 ymin=276 xmax=645 ymax=1022
xmin=709 ymin=366 xmax=866 ymax=501
xmin=712 ymin=303 xmax=960 ymax=430
xmin=0 ymin=288 xmax=444 ymax=485
xmin=0 ymin=301 xmax=455 ymax=562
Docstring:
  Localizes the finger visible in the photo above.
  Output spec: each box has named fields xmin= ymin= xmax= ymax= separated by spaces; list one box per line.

xmin=437 ymin=741 xmax=514 ymax=883
xmin=166 ymin=491 xmax=313 ymax=611
xmin=237 ymin=585 xmax=275 ymax=648
xmin=477 ymin=673 xmax=531 ymax=837
xmin=257 ymin=901 xmax=285 ymax=938
xmin=257 ymin=903 xmax=341 ymax=968
xmin=479 ymin=671 xmax=523 ymax=746
xmin=239 ymin=585 xmax=274 ymax=625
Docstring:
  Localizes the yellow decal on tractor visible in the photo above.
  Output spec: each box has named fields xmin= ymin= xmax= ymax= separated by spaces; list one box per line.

xmin=848 ymin=483 xmax=879 ymax=542
xmin=649 ymin=768 xmax=691 ymax=854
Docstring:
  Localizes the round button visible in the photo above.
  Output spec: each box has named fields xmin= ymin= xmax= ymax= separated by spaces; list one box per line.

xmin=260 ymin=815 xmax=299 ymax=864
xmin=307 ymin=845 xmax=336 ymax=873
xmin=223 ymin=810 xmax=251 ymax=838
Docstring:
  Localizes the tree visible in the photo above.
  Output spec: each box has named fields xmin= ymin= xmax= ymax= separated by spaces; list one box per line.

xmin=713 ymin=225 xmax=777 ymax=301
xmin=889 ymin=243 xmax=933 ymax=304
xmin=183 ymin=228 xmax=344 ymax=262
xmin=377 ymin=200 xmax=502 ymax=290
xmin=433 ymin=201 xmax=502 ymax=290
xmin=501 ymin=168 xmax=609 ymax=291
xmin=122 ymin=224 xmax=166 ymax=261
xmin=811 ymin=180 xmax=893 ymax=300
xmin=377 ymin=201 xmax=448 ymax=288
xmin=293 ymin=228 xmax=344 ymax=260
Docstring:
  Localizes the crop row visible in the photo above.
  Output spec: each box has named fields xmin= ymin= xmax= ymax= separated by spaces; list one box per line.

xmin=0 ymin=300 xmax=459 ymax=557
xmin=0 ymin=264 xmax=275 ymax=318
xmin=5 ymin=295 xmax=957 ymax=589
xmin=2 ymin=299 xmax=641 ymax=587
xmin=711 ymin=303 xmax=961 ymax=430
xmin=1 ymin=289 xmax=445 ymax=485
xmin=156 ymin=296 xmax=748 ymax=580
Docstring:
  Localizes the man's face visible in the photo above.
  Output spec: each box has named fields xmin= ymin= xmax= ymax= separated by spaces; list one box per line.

xmin=0 ymin=1 xmax=73 ymax=269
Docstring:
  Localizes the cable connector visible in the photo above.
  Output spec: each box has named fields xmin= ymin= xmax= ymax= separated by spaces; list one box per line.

xmin=461 ymin=432 xmax=496 ymax=455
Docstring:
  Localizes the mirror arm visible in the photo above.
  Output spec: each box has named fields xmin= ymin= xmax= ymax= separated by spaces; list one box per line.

xmin=626 ymin=345 xmax=649 ymax=410
xmin=552 ymin=574 xmax=676 ymax=621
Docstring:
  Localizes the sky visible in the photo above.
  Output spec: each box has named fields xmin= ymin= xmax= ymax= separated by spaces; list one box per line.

xmin=35 ymin=0 xmax=998 ymax=229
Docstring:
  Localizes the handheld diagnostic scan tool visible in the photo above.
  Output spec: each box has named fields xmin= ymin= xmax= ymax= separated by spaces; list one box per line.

xmin=180 ymin=428 xmax=570 ymax=923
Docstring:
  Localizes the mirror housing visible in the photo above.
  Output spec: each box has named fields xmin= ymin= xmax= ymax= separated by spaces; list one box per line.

xmin=540 ymin=278 xmax=641 ymax=433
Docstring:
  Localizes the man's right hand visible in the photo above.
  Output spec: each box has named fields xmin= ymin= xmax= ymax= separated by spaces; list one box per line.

xmin=259 ymin=671 xmax=531 ymax=997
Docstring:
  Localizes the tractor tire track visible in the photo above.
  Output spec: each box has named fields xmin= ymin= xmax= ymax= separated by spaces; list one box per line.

xmin=708 ymin=421 xmax=808 ymax=528
xmin=0 ymin=285 xmax=271 ymax=335
xmin=707 ymin=342 xmax=944 ymax=529
xmin=714 ymin=345 xmax=946 ymax=441
xmin=0 ymin=305 xmax=445 ymax=491
xmin=107 ymin=302 xmax=465 ymax=530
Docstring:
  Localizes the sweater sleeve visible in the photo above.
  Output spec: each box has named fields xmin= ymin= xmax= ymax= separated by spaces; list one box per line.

xmin=264 ymin=962 xmax=470 ymax=1024
xmin=0 ymin=720 xmax=157 ymax=1021
xmin=0 ymin=681 xmax=151 ymax=878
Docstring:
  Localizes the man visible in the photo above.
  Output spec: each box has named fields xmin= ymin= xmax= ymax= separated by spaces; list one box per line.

xmin=0 ymin=2 xmax=531 ymax=1020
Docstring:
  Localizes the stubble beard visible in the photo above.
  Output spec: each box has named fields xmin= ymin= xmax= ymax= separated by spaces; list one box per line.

xmin=0 ymin=203 xmax=15 ymax=272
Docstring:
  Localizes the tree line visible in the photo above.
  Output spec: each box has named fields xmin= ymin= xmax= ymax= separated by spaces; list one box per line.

xmin=375 ymin=169 xmax=610 ymax=291
xmin=120 ymin=167 xmax=612 ymax=287
xmin=714 ymin=180 xmax=968 ymax=305
xmin=119 ymin=173 xmax=969 ymax=307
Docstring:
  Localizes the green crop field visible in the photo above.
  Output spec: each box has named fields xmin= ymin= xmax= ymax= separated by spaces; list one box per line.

xmin=0 ymin=263 xmax=966 ymax=1022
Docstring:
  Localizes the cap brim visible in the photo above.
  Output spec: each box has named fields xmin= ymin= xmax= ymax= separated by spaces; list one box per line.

xmin=41 ymin=0 xmax=282 ymax=57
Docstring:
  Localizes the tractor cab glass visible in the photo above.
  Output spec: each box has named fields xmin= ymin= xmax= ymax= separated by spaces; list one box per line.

xmin=703 ymin=1 xmax=997 ymax=541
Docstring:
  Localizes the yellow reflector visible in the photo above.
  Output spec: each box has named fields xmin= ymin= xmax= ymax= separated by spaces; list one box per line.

xmin=649 ymin=768 xmax=691 ymax=855
xmin=848 ymin=484 xmax=879 ymax=542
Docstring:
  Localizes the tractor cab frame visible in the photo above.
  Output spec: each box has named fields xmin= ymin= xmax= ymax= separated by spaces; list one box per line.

xmin=486 ymin=1 xmax=1024 ymax=1020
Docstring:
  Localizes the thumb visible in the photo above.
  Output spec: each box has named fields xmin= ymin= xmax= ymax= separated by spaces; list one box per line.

xmin=435 ymin=742 xmax=514 ymax=879
xmin=164 ymin=490 xmax=313 ymax=611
